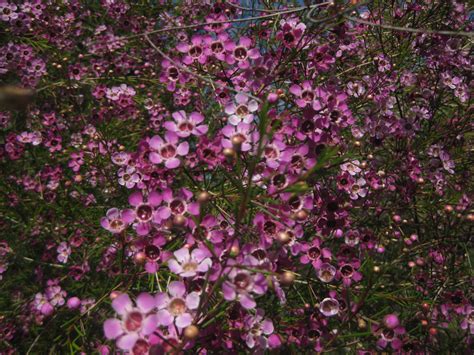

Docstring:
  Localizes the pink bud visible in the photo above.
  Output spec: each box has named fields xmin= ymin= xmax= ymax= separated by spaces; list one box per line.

xmin=383 ymin=314 xmax=400 ymax=329
xmin=267 ymin=93 xmax=278 ymax=103
xmin=67 ymin=297 xmax=81 ymax=309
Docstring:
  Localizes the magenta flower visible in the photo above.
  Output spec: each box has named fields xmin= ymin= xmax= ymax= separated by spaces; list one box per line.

xmin=222 ymin=256 xmax=268 ymax=309
xmin=299 ymin=239 xmax=331 ymax=270
xmin=57 ymin=242 xmax=71 ymax=264
xmin=164 ymin=110 xmax=208 ymax=138
xmin=167 ymin=247 xmax=212 ymax=278
xmin=176 ymin=35 xmax=210 ymax=65
xmin=155 ymin=281 xmax=200 ymax=328
xmin=225 ymin=93 xmax=259 ymax=125
xmin=149 ymin=131 xmax=189 ymax=169
xmin=243 ymin=309 xmax=275 ymax=349
xmin=225 ymin=36 xmax=260 ymax=69
xmin=276 ymin=18 xmax=306 ymax=49
xmin=103 ymin=293 xmax=158 ymax=352
xmin=100 ymin=208 xmax=134 ymax=234
xmin=128 ymin=190 xmax=162 ymax=236
xmin=290 ymin=82 xmax=325 ymax=110
xmin=221 ymin=122 xmax=258 ymax=152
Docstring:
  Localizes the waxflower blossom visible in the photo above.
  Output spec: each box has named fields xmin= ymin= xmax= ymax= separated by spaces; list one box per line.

xmin=57 ymin=242 xmax=71 ymax=264
xmin=167 ymin=247 xmax=212 ymax=278
xmin=222 ymin=256 xmax=268 ymax=309
xmin=149 ymin=131 xmax=189 ymax=169
xmin=103 ymin=293 xmax=158 ymax=352
xmin=243 ymin=309 xmax=275 ymax=349
xmin=128 ymin=190 xmax=162 ymax=236
xmin=225 ymin=36 xmax=260 ymax=69
xmin=164 ymin=110 xmax=208 ymax=137
xmin=101 ymin=208 xmax=134 ymax=234
xmin=155 ymin=281 xmax=200 ymax=328
xmin=0 ymin=1 xmax=472 ymax=353
xmin=225 ymin=93 xmax=259 ymax=126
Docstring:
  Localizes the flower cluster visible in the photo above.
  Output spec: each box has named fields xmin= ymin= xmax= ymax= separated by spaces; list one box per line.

xmin=0 ymin=0 xmax=472 ymax=354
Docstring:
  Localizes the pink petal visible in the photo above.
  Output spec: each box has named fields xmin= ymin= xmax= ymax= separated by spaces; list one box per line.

xmin=167 ymin=259 xmax=183 ymax=274
xmin=185 ymin=292 xmax=200 ymax=310
xmin=168 ymin=281 xmax=186 ymax=298
xmin=156 ymin=309 xmax=173 ymax=326
xmin=128 ymin=191 xmax=143 ymax=207
xmin=165 ymin=158 xmax=180 ymax=169
xmin=149 ymin=136 xmax=163 ymax=150
xmin=116 ymin=333 xmax=139 ymax=350
xmin=289 ymin=84 xmax=302 ymax=97
xmin=176 ymin=142 xmax=189 ymax=156
xmin=155 ymin=292 xmax=170 ymax=309
xmin=136 ymin=293 xmax=155 ymax=313
xmin=142 ymin=314 xmax=158 ymax=335
xmin=112 ymin=294 xmax=132 ymax=315
xmin=149 ymin=152 xmax=162 ymax=164
xmin=103 ymin=318 xmax=123 ymax=339
xmin=148 ymin=191 xmax=162 ymax=206
xmin=175 ymin=313 xmax=193 ymax=328
xmin=174 ymin=248 xmax=190 ymax=263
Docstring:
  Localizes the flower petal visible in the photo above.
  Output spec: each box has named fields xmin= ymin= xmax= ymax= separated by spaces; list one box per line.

xmin=175 ymin=313 xmax=193 ymax=328
xmin=103 ymin=318 xmax=122 ymax=339
xmin=112 ymin=294 xmax=132 ymax=315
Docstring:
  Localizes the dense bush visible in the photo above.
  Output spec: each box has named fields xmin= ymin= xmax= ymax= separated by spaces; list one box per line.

xmin=0 ymin=0 xmax=472 ymax=353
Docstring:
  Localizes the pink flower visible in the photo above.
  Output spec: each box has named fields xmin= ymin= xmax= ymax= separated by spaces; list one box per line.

xmin=222 ymin=256 xmax=268 ymax=309
xmin=221 ymin=122 xmax=258 ymax=152
xmin=128 ymin=190 xmax=162 ymax=236
xmin=176 ymin=35 xmax=210 ymax=65
xmin=225 ymin=93 xmax=259 ymax=125
xmin=149 ymin=131 xmax=189 ymax=169
xmin=243 ymin=309 xmax=274 ymax=349
xmin=167 ymin=247 xmax=212 ymax=278
xmin=224 ymin=36 xmax=260 ymax=69
xmin=57 ymin=242 xmax=71 ymax=264
xmin=164 ymin=110 xmax=208 ymax=137
xmin=103 ymin=293 xmax=158 ymax=352
xmin=100 ymin=208 xmax=134 ymax=234
xmin=155 ymin=281 xmax=200 ymax=328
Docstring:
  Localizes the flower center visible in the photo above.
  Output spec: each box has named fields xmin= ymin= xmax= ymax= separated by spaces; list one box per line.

xmin=302 ymin=90 xmax=314 ymax=102
xmin=125 ymin=311 xmax=143 ymax=332
xmin=272 ymin=174 xmax=286 ymax=188
xmin=264 ymin=146 xmax=278 ymax=159
xmin=284 ymin=32 xmax=295 ymax=44
xmin=211 ymin=42 xmax=224 ymax=53
xmin=340 ymin=265 xmax=354 ymax=277
xmin=110 ymin=219 xmax=124 ymax=231
xmin=320 ymin=298 xmax=339 ymax=316
xmin=235 ymin=105 xmax=249 ymax=117
xmin=234 ymin=46 xmax=248 ymax=61
xmin=136 ymin=204 xmax=153 ymax=221
xmin=160 ymin=144 xmax=176 ymax=159
xmin=183 ymin=261 xmax=198 ymax=272
xmin=308 ymin=247 xmax=321 ymax=260
xmin=178 ymin=121 xmax=194 ymax=132
xmin=234 ymin=273 xmax=250 ymax=289
xmin=132 ymin=339 xmax=150 ymax=355
xmin=169 ymin=199 xmax=186 ymax=214
xmin=145 ymin=245 xmax=161 ymax=260
xmin=168 ymin=67 xmax=179 ymax=81
xmin=189 ymin=45 xmax=203 ymax=58
xmin=169 ymin=298 xmax=187 ymax=316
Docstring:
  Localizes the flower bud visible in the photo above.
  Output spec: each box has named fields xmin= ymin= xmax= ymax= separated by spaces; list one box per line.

xmin=279 ymin=271 xmax=296 ymax=286
xmin=383 ymin=314 xmax=400 ymax=329
xmin=184 ymin=325 xmax=199 ymax=339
